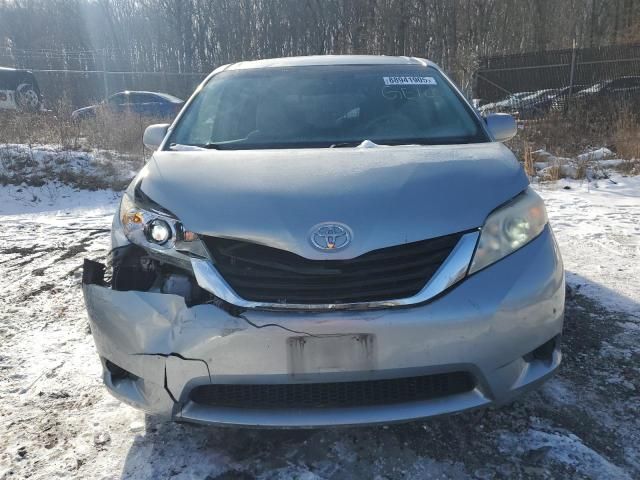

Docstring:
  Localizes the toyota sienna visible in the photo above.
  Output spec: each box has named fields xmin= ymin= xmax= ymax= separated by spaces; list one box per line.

xmin=82 ymin=55 xmax=564 ymax=427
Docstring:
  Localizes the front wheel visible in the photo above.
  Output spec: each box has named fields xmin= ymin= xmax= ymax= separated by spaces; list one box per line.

xmin=15 ymin=83 xmax=41 ymax=112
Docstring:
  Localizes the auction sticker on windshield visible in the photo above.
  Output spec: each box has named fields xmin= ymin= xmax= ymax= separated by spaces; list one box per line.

xmin=383 ymin=76 xmax=437 ymax=86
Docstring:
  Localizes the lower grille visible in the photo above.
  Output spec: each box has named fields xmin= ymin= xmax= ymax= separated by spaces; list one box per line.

xmin=201 ymin=232 xmax=463 ymax=304
xmin=189 ymin=372 xmax=474 ymax=409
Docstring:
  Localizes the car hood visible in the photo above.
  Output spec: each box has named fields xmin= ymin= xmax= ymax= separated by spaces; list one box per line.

xmin=139 ymin=143 xmax=528 ymax=259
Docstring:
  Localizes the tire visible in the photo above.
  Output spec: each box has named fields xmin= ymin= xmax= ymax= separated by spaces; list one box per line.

xmin=15 ymin=83 xmax=41 ymax=112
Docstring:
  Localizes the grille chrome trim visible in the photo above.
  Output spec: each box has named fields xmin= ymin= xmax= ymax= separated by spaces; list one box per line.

xmin=191 ymin=230 xmax=479 ymax=311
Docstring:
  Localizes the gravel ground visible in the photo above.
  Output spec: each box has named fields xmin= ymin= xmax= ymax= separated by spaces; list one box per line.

xmin=0 ymin=178 xmax=639 ymax=480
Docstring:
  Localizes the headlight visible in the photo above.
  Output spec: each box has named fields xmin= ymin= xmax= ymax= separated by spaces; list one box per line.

xmin=118 ymin=189 xmax=200 ymax=255
xmin=120 ymin=193 xmax=175 ymax=249
xmin=469 ymin=188 xmax=547 ymax=274
xmin=147 ymin=219 xmax=172 ymax=244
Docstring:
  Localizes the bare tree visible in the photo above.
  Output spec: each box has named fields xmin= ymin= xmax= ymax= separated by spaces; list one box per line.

xmin=0 ymin=0 xmax=636 ymax=103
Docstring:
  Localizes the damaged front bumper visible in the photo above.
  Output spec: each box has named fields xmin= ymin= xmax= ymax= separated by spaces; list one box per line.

xmin=82 ymin=227 xmax=564 ymax=428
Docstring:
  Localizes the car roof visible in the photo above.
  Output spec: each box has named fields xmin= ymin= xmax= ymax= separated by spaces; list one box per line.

xmin=111 ymin=91 xmax=183 ymax=102
xmin=113 ymin=90 xmax=168 ymax=96
xmin=225 ymin=55 xmax=434 ymax=71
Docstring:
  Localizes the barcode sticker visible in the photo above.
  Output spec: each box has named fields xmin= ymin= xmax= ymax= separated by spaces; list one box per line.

xmin=383 ymin=76 xmax=437 ymax=86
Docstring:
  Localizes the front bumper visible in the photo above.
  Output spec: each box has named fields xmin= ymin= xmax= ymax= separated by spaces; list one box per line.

xmin=83 ymin=227 xmax=564 ymax=428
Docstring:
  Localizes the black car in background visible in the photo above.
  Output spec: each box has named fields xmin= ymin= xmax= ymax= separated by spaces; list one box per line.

xmin=519 ymin=84 xmax=589 ymax=118
xmin=479 ymin=89 xmax=562 ymax=118
xmin=0 ymin=67 xmax=42 ymax=112
xmin=478 ymin=91 xmax=533 ymax=115
xmin=509 ymin=89 xmax=557 ymax=119
xmin=553 ymin=76 xmax=640 ymax=114
xmin=479 ymin=78 xmax=637 ymax=119
xmin=573 ymin=76 xmax=640 ymax=102
xmin=71 ymin=91 xmax=184 ymax=120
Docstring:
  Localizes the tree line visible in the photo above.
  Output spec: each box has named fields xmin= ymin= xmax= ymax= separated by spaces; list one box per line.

xmin=0 ymin=0 xmax=638 ymax=100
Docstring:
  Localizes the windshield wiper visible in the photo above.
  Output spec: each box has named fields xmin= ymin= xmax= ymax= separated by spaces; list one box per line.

xmin=329 ymin=141 xmax=363 ymax=148
xmin=203 ymin=143 xmax=225 ymax=149
xmin=168 ymin=142 xmax=235 ymax=151
xmin=379 ymin=140 xmax=434 ymax=146
xmin=168 ymin=143 xmax=206 ymax=151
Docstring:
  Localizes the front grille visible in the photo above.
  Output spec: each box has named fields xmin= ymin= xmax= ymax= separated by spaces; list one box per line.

xmin=201 ymin=232 xmax=463 ymax=304
xmin=189 ymin=372 xmax=474 ymax=409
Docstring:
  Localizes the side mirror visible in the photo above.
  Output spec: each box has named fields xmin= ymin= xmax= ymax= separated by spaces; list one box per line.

xmin=485 ymin=113 xmax=517 ymax=142
xmin=143 ymin=123 xmax=170 ymax=150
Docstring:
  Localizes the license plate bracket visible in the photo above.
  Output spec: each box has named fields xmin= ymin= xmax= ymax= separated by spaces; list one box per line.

xmin=287 ymin=334 xmax=376 ymax=375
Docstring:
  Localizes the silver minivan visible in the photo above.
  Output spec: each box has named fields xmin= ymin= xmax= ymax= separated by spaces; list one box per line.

xmin=82 ymin=55 xmax=564 ymax=427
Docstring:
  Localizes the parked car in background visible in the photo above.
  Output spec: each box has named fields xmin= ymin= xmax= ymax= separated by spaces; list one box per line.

xmin=0 ymin=67 xmax=42 ymax=112
xmin=490 ymin=89 xmax=559 ymax=118
xmin=478 ymin=91 xmax=533 ymax=115
xmin=572 ymin=76 xmax=640 ymax=104
xmin=481 ymin=86 xmax=597 ymax=119
xmin=539 ymin=84 xmax=589 ymax=113
xmin=508 ymin=88 xmax=558 ymax=120
xmin=516 ymin=87 xmax=594 ymax=119
xmin=82 ymin=55 xmax=564 ymax=428
xmin=71 ymin=91 xmax=184 ymax=120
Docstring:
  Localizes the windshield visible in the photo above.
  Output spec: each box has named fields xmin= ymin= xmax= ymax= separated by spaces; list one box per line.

xmin=168 ymin=65 xmax=488 ymax=150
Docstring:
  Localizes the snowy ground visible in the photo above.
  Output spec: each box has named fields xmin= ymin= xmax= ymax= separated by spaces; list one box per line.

xmin=0 ymin=144 xmax=141 ymax=192
xmin=1 ymin=174 xmax=639 ymax=479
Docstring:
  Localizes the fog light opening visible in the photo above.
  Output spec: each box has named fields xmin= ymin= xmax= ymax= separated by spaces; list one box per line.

xmin=525 ymin=336 xmax=559 ymax=365
xmin=105 ymin=360 xmax=137 ymax=382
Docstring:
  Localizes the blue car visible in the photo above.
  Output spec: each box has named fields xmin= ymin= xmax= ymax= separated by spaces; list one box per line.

xmin=71 ymin=90 xmax=184 ymax=120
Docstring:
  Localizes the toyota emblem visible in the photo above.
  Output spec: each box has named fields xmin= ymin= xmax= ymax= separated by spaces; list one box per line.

xmin=310 ymin=223 xmax=352 ymax=251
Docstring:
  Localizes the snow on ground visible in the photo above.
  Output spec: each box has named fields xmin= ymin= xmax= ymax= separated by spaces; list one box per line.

xmin=0 ymin=143 xmax=141 ymax=191
xmin=535 ymin=176 xmax=640 ymax=315
xmin=530 ymin=147 xmax=637 ymax=181
xmin=0 ymin=183 xmax=121 ymax=216
xmin=0 ymin=170 xmax=639 ymax=479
